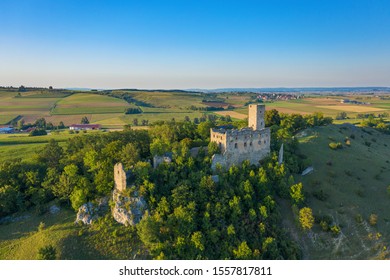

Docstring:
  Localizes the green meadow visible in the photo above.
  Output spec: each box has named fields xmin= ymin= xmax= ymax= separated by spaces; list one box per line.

xmin=282 ymin=124 xmax=390 ymax=259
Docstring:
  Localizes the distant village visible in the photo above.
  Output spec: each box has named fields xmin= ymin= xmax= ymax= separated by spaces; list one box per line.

xmin=256 ymin=93 xmax=303 ymax=101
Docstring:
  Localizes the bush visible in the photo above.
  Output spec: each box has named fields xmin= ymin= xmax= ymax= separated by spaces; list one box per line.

xmin=125 ymin=108 xmax=142 ymax=114
xmin=369 ymin=214 xmax=378 ymax=226
xmin=38 ymin=222 xmax=45 ymax=232
xmin=329 ymin=142 xmax=342 ymax=150
xmin=364 ymin=141 xmax=371 ymax=147
xmin=330 ymin=225 xmax=341 ymax=236
xmin=29 ymin=129 xmax=47 ymax=137
xmin=37 ymin=245 xmax=57 ymax=260
xmin=355 ymin=214 xmax=363 ymax=224
xmin=299 ymin=207 xmax=314 ymax=231
xmin=312 ymin=189 xmax=329 ymax=201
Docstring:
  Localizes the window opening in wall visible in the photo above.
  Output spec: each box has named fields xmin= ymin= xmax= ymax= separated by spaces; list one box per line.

xmin=244 ymin=142 xmax=247 ymax=147
xmin=234 ymin=143 xmax=238 ymax=148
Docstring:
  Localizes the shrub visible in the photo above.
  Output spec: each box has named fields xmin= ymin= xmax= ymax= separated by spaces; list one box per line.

xmin=369 ymin=214 xmax=378 ymax=226
xmin=38 ymin=222 xmax=45 ymax=232
xmin=355 ymin=214 xmax=363 ymax=224
xmin=37 ymin=245 xmax=57 ymax=260
xmin=299 ymin=207 xmax=314 ymax=231
xmin=29 ymin=129 xmax=47 ymax=137
xmin=329 ymin=142 xmax=342 ymax=150
xmin=312 ymin=189 xmax=329 ymax=201
xmin=330 ymin=225 xmax=341 ymax=236
xmin=364 ymin=141 xmax=371 ymax=147
xmin=320 ymin=220 xmax=329 ymax=231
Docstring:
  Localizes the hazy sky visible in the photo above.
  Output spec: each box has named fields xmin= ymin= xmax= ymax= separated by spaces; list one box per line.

xmin=1 ymin=0 xmax=390 ymax=89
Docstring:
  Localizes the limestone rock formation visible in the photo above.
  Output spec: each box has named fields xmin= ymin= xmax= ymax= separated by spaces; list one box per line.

xmin=112 ymin=189 xmax=147 ymax=226
xmin=75 ymin=197 xmax=108 ymax=225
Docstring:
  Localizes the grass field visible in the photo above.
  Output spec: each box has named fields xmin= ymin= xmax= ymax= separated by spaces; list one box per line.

xmin=125 ymin=90 xmax=205 ymax=108
xmin=281 ymin=125 xmax=390 ymax=259
xmin=0 ymin=206 xmax=146 ymax=259
xmin=52 ymin=93 xmax=131 ymax=115
xmin=214 ymin=110 xmax=247 ymax=120
xmin=233 ymin=96 xmax=390 ymax=119
xmin=0 ymin=131 xmax=103 ymax=161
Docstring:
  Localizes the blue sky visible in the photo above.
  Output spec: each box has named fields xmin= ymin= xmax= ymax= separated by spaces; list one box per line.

xmin=1 ymin=0 xmax=389 ymax=89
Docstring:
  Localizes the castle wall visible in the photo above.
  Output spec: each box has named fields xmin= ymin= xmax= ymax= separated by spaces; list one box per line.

xmin=210 ymin=104 xmax=270 ymax=170
xmin=210 ymin=129 xmax=228 ymax=153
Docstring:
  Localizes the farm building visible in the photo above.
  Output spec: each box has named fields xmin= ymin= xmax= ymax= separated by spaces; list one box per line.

xmin=0 ymin=126 xmax=14 ymax=134
xmin=69 ymin=124 xmax=101 ymax=131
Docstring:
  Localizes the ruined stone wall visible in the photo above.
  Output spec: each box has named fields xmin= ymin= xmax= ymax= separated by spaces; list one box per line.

xmin=210 ymin=128 xmax=228 ymax=153
xmin=114 ymin=162 xmax=127 ymax=192
xmin=210 ymin=104 xmax=271 ymax=170
xmin=211 ymin=127 xmax=270 ymax=169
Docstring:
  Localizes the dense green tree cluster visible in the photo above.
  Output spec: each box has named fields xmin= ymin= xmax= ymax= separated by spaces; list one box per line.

xmin=137 ymin=151 xmax=300 ymax=259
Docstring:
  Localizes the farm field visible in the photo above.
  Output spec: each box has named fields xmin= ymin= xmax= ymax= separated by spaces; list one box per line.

xmin=0 ymin=131 xmax=103 ymax=162
xmin=125 ymin=90 xmax=205 ymax=108
xmin=234 ymin=97 xmax=390 ymax=119
xmin=1 ymin=89 xmax=390 ymax=129
xmin=52 ymin=93 xmax=131 ymax=115
xmin=282 ymin=124 xmax=390 ymax=259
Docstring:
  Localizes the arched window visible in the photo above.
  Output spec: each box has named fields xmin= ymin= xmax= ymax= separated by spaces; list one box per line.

xmin=234 ymin=143 xmax=238 ymax=149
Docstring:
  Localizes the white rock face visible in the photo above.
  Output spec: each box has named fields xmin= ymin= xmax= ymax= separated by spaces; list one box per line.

xmin=112 ymin=189 xmax=147 ymax=226
xmin=75 ymin=198 xmax=108 ymax=225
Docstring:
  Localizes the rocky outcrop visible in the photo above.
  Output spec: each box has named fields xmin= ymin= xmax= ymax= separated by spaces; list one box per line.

xmin=75 ymin=197 xmax=108 ymax=225
xmin=112 ymin=189 xmax=147 ymax=226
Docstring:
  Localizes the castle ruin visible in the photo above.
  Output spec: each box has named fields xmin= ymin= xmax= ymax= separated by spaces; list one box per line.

xmin=114 ymin=162 xmax=127 ymax=192
xmin=210 ymin=104 xmax=270 ymax=169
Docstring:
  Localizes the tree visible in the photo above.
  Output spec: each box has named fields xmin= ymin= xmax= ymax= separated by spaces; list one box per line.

xmin=0 ymin=185 xmax=21 ymax=217
xmin=34 ymin=118 xmax=47 ymax=128
xmin=121 ymin=143 xmax=140 ymax=170
xmin=197 ymin=121 xmax=214 ymax=140
xmin=18 ymin=85 xmax=26 ymax=92
xmin=233 ymin=241 xmax=252 ymax=260
xmin=290 ymin=183 xmax=304 ymax=205
xmin=299 ymin=207 xmax=314 ymax=231
xmin=37 ymin=245 xmax=57 ymax=260
xmin=133 ymin=118 xmax=139 ymax=126
xmin=265 ymin=109 xmax=281 ymax=126
xmin=58 ymin=121 xmax=65 ymax=129
xmin=81 ymin=116 xmax=90 ymax=124
xmin=37 ymin=139 xmax=63 ymax=169
xmin=336 ymin=111 xmax=348 ymax=120
xmin=29 ymin=129 xmax=47 ymax=136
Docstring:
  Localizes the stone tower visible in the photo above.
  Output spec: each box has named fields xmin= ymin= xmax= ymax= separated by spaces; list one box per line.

xmin=114 ymin=163 xmax=127 ymax=192
xmin=248 ymin=104 xmax=265 ymax=131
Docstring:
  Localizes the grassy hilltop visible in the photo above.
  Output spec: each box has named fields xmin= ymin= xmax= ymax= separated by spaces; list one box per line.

xmin=283 ymin=124 xmax=390 ymax=259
